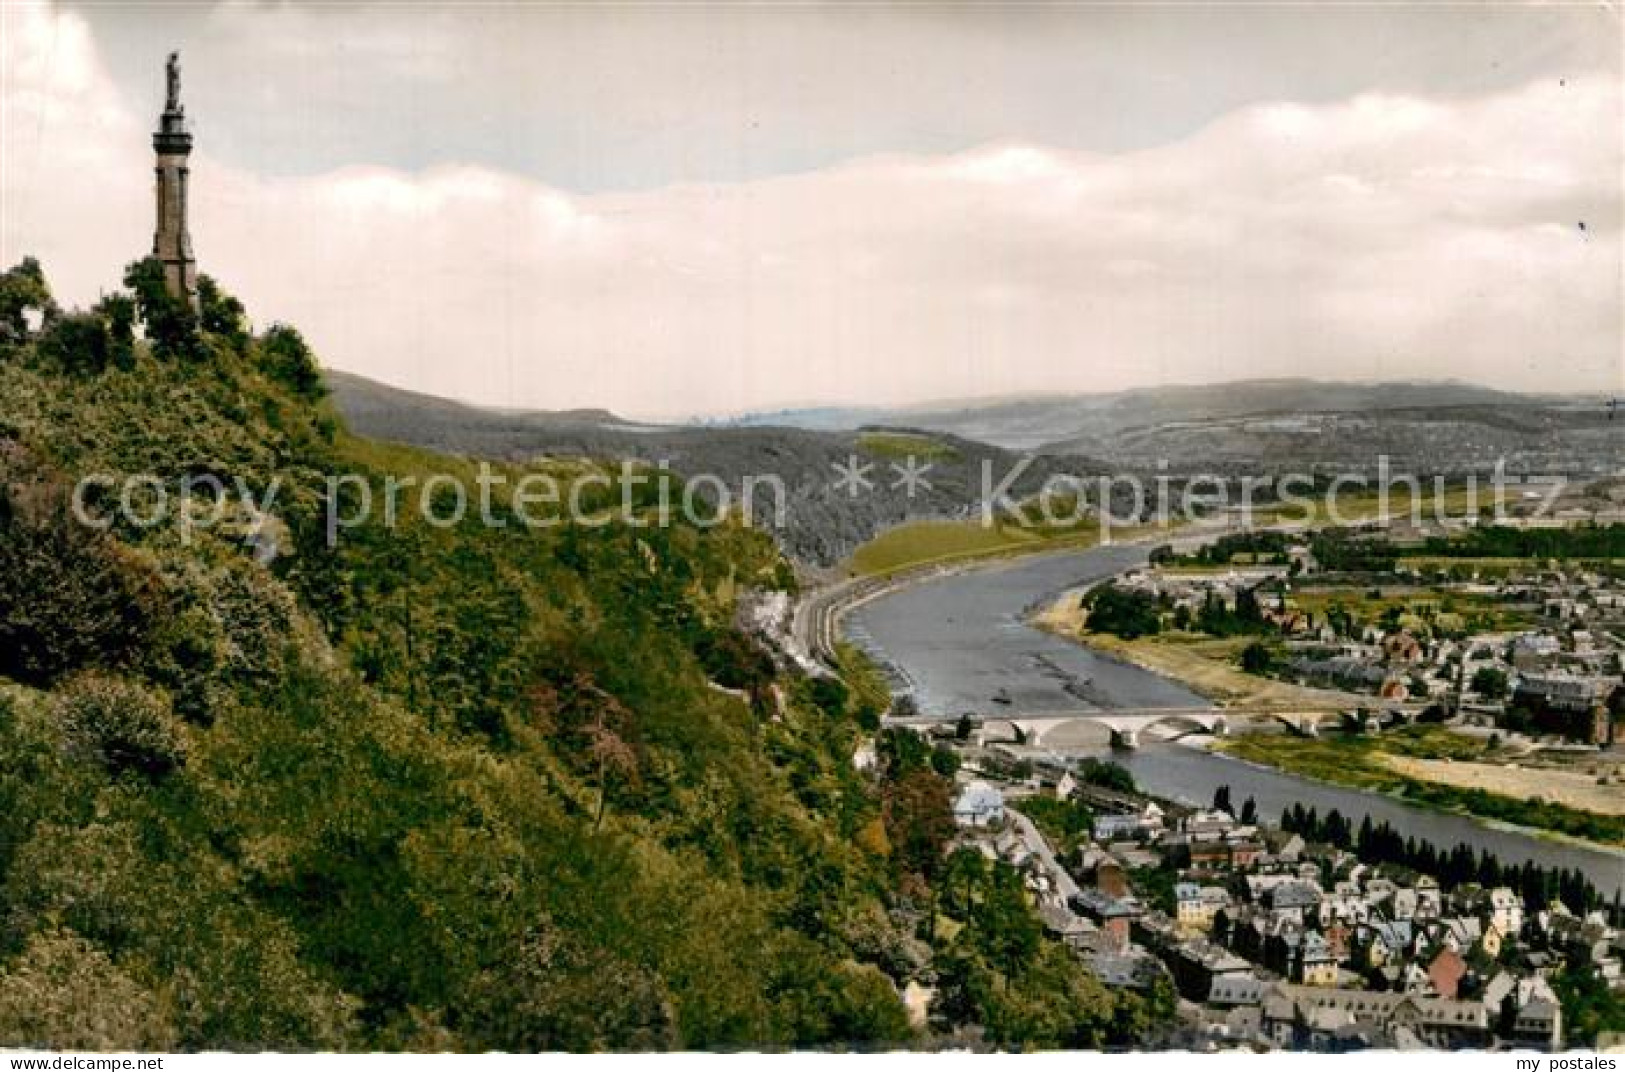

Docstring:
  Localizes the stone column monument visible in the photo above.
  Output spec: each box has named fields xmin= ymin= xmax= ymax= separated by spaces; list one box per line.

xmin=152 ymin=51 xmax=198 ymax=307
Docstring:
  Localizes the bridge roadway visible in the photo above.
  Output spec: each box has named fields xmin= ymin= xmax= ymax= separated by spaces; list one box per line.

xmin=883 ymin=706 xmax=1224 ymax=748
xmin=883 ymin=702 xmax=1427 ymax=748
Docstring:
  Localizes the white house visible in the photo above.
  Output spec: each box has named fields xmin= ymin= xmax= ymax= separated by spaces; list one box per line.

xmin=1485 ymin=887 xmax=1525 ymax=937
xmin=953 ymin=780 xmax=1006 ymax=828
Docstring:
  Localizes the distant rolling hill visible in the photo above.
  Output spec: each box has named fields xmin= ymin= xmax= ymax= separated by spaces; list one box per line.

xmin=900 ymin=379 xmax=1548 ymax=449
xmin=326 ymin=370 xmax=638 ymax=441
xmin=326 ymin=371 xmax=1094 ymax=567
xmin=727 ymin=379 xmax=1620 ymax=477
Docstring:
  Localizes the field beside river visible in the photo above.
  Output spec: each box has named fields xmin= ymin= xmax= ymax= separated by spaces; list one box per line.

xmin=1217 ymin=729 xmax=1625 ymax=847
xmin=1033 ymin=594 xmax=1363 ymax=709
xmin=1383 ymin=754 xmax=1625 ymax=817
xmin=845 ymin=515 xmax=1110 ymax=576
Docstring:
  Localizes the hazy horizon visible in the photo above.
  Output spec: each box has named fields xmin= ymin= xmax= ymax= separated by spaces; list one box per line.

xmin=336 ymin=365 xmax=1600 ymax=426
xmin=3 ymin=1 xmax=1620 ymax=417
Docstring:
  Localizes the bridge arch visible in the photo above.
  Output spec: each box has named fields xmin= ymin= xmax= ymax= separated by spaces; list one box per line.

xmin=1152 ymin=712 xmax=1229 ymax=740
xmin=1088 ymin=710 xmax=1229 ymax=749
xmin=1261 ymin=709 xmax=1350 ymax=737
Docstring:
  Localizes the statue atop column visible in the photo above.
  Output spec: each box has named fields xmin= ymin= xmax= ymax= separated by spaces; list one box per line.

xmin=165 ymin=51 xmax=182 ymax=114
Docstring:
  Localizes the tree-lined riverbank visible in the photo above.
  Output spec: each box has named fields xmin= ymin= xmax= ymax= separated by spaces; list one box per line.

xmin=1216 ymin=732 xmax=1625 ymax=847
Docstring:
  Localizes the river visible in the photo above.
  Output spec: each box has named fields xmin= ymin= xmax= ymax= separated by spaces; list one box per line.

xmin=844 ymin=543 xmax=1625 ymax=898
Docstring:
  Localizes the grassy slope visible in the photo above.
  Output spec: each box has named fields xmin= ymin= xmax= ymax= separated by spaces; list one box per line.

xmin=845 ymin=499 xmax=1117 ymax=576
xmin=847 ymin=519 xmax=1071 ymax=575
xmin=854 ymin=431 xmax=961 ymax=462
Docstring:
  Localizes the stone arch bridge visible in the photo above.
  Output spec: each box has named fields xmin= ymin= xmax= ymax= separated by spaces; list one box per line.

xmin=885 ymin=704 xmax=1421 ymax=749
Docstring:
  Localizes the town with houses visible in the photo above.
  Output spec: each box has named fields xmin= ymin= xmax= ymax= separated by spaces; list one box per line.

xmin=939 ymin=758 xmax=1617 ymax=1052
xmin=1116 ymin=524 xmax=1625 ymax=745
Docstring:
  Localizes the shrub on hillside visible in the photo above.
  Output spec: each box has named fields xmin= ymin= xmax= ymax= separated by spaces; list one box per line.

xmin=143 ymin=557 xmax=320 ymax=724
xmin=464 ymin=923 xmax=678 ymax=1050
xmin=0 ymin=443 xmax=162 ymax=686
xmin=1240 ymin=640 xmax=1277 ymax=674
xmin=55 ymin=673 xmax=187 ymax=779
xmin=0 ymin=927 xmax=178 ymax=1050
xmin=804 ymin=675 xmax=849 ymax=718
xmin=694 ymin=627 xmax=776 ymax=694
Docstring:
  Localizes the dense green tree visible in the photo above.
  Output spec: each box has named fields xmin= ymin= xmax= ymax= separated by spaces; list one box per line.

xmin=935 ymin=934 xmax=1119 ymax=1050
xmin=1552 ymin=962 xmax=1625 ymax=1047
xmin=1082 ymin=584 xmax=1162 ymax=639
xmin=197 ymin=274 xmax=248 ymax=348
xmin=259 ymin=322 xmax=325 ymax=399
xmin=36 ymin=311 xmax=122 ymax=374
xmin=1240 ymin=640 xmax=1275 ymax=674
xmin=0 ymin=256 xmax=55 ymax=350
xmin=1073 ymin=757 xmax=1136 ymax=794
xmin=883 ymin=769 xmax=954 ymax=880
xmin=123 ymin=257 xmax=201 ymax=360
xmin=877 ymin=726 xmax=932 ymax=779
xmin=805 ymin=675 xmax=849 ymax=718
xmin=1471 ymin=666 xmax=1509 ymax=699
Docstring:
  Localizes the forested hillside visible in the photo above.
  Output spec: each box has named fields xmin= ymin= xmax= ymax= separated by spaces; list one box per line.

xmin=0 ymin=258 xmax=1151 ymax=1050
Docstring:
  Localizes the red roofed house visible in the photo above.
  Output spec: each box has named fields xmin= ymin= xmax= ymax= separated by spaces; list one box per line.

xmin=1428 ymin=948 xmax=1467 ymax=1000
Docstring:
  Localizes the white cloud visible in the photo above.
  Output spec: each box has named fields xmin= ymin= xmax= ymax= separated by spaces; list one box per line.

xmin=2 ymin=0 xmax=1619 ymax=418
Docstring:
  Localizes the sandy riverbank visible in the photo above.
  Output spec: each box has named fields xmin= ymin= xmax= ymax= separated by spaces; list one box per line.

xmin=1382 ymin=755 xmax=1625 ymax=817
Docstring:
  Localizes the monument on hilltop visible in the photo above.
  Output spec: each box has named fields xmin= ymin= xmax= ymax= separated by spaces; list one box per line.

xmin=152 ymin=51 xmax=198 ymax=307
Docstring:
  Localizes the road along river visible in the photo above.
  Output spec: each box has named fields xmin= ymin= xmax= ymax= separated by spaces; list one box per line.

xmin=843 ymin=542 xmax=1625 ymax=898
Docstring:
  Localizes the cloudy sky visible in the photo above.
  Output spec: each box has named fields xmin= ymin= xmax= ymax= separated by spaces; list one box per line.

xmin=1 ymin=2 xmax=1620 ymax=417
